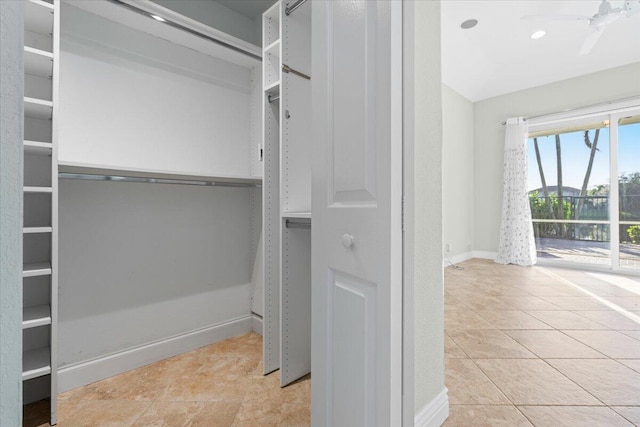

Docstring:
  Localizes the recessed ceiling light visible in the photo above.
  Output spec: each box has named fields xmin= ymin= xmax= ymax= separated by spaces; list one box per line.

xmin=531 ymin=30 xmax=547 ymax=39
xmin=151 ymin=15 xmax=166 ymax=22
xmin=460 ymin=19 xmax=478 ymax=30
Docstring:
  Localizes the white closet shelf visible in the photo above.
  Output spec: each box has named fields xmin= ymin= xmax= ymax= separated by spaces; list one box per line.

xmin=23 ymin=305 xmax=52 ymax=329
xmin=23 ymin=347 xmax=51 ymax=381
xmin=24 ymin=97 xmax=53 ymax=120
xmin=24 ymin=141 xmax=53 ymax=155
xmin=264 ymin=40 xmax=280 ymax=56
xmin=25 ymin=0 xmax=54 ymax=36
xmin=23 ymin=262 xmax=52 ymax=277
xmin=24 ymin=186 xmax=53 ymax=193
xmin=23 ymin=227 xmax=53 ymax=234
xmin=58 ymin=162 xmax=263 ymax=185
xmin=24 ymin=46 xmax=54 ymax=78
xmin=283 ymin=212 xmax=311 ymax=219
xmin=264 ymin=81 xmax=281 ymax=93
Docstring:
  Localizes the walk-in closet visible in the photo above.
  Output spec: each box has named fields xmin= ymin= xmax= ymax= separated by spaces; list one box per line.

xmin=21 ymin=0 xmax=313 ymax=424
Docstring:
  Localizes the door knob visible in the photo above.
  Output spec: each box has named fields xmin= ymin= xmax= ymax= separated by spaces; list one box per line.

xmin=342 ymin=234 xmax=355 ymax=249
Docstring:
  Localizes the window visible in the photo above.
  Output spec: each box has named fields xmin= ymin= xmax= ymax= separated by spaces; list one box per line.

xmin=527 ymin=106 xmax=640 ymax=271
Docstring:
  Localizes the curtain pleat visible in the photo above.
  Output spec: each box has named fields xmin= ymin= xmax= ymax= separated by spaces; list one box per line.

xmin=495 ymin=117 xmax=537 ymax=266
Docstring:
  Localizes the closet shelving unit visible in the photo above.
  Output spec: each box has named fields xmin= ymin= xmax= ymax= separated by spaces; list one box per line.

xmin=262 ymin=0 xmax=312 ymax=387
xmin=23 ymin=0 xmax=59 ymax=424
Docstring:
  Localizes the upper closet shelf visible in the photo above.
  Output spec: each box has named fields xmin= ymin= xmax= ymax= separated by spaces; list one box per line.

xmin=68 ymin=0 xmax=261 ymax=69
xmin=25 ymin=0 xmax=54 ymax=36
xmin=24 ymin=47 xmax=54 ymax=78
xmin=283 ymin=212 xmax=311 ymax=219
xmin=58 ymin=162 xmax=262 ymax=186
xmin=24 ymin=97 xmax=53 ymax=120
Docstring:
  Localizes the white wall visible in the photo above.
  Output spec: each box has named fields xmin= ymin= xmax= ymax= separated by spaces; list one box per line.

xmin=473 ymin=62 xmax=640 ymax=253
xmin=412 ymin=0 xmax=446 ymax=419
xmin=59 ymin=4 xmax=255 ymax=178
xmin=0 ymin=1 xmax=24 ymax=423
xmin=442 ymin=85 xmax=474 ymax=259
xmin=58 ymin=180 xmax=255 ymax=367
xmin=152 ymin=0 xmax=259 ymax=46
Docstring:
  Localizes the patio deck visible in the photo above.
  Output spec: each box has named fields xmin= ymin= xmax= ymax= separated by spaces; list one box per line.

xmin=537 ymin=238 xmax=640 ymax=269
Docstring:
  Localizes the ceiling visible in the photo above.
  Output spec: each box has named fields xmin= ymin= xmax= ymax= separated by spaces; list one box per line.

xmin=442 ymin=0 xmax=640 ymax=102
xmin=215 ymin=0 xmax=277 ymax=19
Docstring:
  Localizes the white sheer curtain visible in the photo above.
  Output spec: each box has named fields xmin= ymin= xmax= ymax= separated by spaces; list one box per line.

xmin=495 ymin=117 xmax=537 ymax=266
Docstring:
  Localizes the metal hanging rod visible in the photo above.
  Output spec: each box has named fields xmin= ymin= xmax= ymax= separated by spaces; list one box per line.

xmin=285 ymin=219 xmax=311 ymax=229
xmin=59 ymin=173 xmax=259 ymax=188
xmin=268 ymin=94 xmax=280 ymax=103
xmin=285 ymin=0 xmax=308 ymax=16
xmin=282 ymin=64 xmax=311 ymax=80
xmin=106 ymin=0 xmax=262 ymax=62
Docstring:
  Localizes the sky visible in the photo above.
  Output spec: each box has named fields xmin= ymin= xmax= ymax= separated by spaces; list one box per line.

xmin=527 ymin=121 xmax=640 ymax=192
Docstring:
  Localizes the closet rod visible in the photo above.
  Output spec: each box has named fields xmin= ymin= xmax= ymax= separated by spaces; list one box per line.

xmin=285 ymin=0 xmax=308 ymax=16
xmin=268 ymin=94 xmax=280 ymax=103
xmin=282 ymin=64 xmax=311 ymax=80
xmin=106 ymin=0 xmax=262 ymax=62
xmin=285 ymin=219 xmax=311 ymax=229
xmin=59 ymin=173 xmax=259 ymax=188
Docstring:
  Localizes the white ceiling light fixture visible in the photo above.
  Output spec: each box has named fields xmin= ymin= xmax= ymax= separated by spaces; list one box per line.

xmin=460 ymin=19 xmax=478 ymax=29
xmin=531 ymin=30 xmax=547 ymax=39
xmin=151 ymin=14 xmax=166 ymax=22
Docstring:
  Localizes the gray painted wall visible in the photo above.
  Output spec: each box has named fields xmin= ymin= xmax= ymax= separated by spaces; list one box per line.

xmin=473 ymin=62 xmax=640 ymax=253
xmin=413 ymin=0 xmax=446 ymax=415
xmin=0 ymin=0 xmax=24 ymax=424
xmin=443 ymin=85 xmax=474 ymax=259
xmin=58 ymin=180 xmax=255 ymax=367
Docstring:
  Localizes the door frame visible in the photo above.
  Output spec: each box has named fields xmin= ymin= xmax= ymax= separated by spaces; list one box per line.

xmin=401 ymin=1 xmax=415 ymax=424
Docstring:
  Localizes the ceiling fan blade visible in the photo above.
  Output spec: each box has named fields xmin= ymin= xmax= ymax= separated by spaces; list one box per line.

xmin=521 ymin=14 xmax=591 ymax=22
xmin=625 ymin=0 xmax=640 ymax=16
xmin=580 ymin=29 xmax=605 ymax=55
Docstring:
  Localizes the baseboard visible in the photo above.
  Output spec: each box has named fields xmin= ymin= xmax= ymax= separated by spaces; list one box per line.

xmin=58 ymin=315 xmax=253 ymax=393
xmin=252 ymin=313 xmax=263 ymax=336
xmin=415 ymin=388 xmax=449 ymax=427
xmin=443 ymin=251 xmax=473 ymax=267
xmin=472 ymin=250 xmax=498 ymax=260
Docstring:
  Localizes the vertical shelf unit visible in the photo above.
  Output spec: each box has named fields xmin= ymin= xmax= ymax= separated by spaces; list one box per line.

xmin=262 ymin=0 xmax=282 ymax=377
xmin=23 ymin=0 xmax=59 ymax=424
xmin=262 ymin=0 xmax=312 ymax=387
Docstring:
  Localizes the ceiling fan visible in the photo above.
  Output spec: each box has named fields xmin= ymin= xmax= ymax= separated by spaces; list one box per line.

xmin=524 ymin=0 xmax=640 ymax=55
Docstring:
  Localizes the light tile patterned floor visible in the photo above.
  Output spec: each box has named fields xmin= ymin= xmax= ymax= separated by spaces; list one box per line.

xmin=24 ymin=333 xmax=310 ymax=427
xmin=24 ymin=258 xmax=640 ymax=426
xmin=443 ymin=259 xmax=640 ymax=426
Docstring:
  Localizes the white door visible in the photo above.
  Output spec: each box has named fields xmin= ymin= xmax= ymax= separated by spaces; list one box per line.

xmin=311 ymin=1 xmax=403 ymax=426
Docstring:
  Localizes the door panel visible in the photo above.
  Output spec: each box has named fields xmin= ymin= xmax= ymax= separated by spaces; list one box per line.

xmin=329 ymin=270 xmax=376 ymax=427
xmin=330 ymin=1 xmax=377 ymax=205
xmin=312 ymin=1 xmax=402 ymax=426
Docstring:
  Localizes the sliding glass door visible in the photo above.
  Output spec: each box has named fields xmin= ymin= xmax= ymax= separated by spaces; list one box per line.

xmin=528 ymin=108 xmax=640 ymax=271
